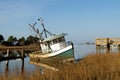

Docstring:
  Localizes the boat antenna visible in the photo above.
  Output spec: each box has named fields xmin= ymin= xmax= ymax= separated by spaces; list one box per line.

xmin=38 ymin=17 xmax=48 ymax=38
xmin=29 ymin=22 xmax=43 ymax=40
xmin=38 ymin=17 xmax=54 ymax=38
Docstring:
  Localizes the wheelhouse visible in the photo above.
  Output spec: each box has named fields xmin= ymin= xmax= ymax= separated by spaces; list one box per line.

xmin=40 ymin=33 xmax=67 ymax=53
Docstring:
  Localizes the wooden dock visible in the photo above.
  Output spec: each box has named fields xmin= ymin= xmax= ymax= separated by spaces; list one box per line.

xmin=0 ymin=45 xmax=40 ymax=60
xmin=0 ymin=45 xmax=40 ymax=75
xmin=96 ymin=38 xmax=120 ymax=53
xmin=96 ymin=38 xmax=120 ymax=46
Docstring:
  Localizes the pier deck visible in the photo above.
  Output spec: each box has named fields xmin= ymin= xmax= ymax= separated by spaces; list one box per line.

xmin=96 ymin=38 xmax=120 ymax=46
xmin=0 ymin=45 xmax=40 ymax=61
xmin=0 ymin=45 xmax=39 ymax=51
xmin=96 ymin=38 xmax=120 ymax=53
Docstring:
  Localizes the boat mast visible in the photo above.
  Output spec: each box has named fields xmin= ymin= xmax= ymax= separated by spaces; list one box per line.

xmin=38 ymin=17 xmax=48 ymax=38
xmin=29 ymin=22 xmax=43 ymax=41
xmin=38 ymin=17 xmax=54 ymax=39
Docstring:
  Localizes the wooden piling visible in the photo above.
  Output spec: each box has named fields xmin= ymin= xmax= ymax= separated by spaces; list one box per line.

xmin=6 ymin=48 xmax=9 ymax=57
xmin=106 ymin=38 xmax=110 ymax=53
xmin=21 ymin=58 xmax=24 ymax=73
xmin=96 ymin=45 xmax=101 ymax=53
xmin=21 ymin=49 xmax=24 ymax=59
xmin=118 ymin=45 xmax=120 ymax=52
xmin=4 ymin=60 xmax=9 ymax=78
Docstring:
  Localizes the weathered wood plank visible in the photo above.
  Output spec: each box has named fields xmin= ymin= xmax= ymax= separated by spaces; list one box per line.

xmin=0 ymin=46 xmax=39 ymax=50
xmin=96 ymin=38 xmax=120 ymax=45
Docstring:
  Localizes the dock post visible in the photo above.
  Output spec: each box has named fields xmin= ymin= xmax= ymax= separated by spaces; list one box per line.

xmin=4 ymin=60 xmax=9 ymax=78
xmin=21 ymin=49 xmax=24 ymax=59
xmin=21 ymin=57 xmax=24 ymax=73
xmin=118 ymin=45 xmax=120 ymax=52
xmin=4 ymin=48 xmax=10 ymax=78
xmin=96 ymin=45 xmax=98 ymax=53
xmin=21 ymin=49 xmax=24 ymax=73
xmin=96 ymin=45 xmax=101 ymax=53
xmin=6 ymin=48 xmax=10 ymax=57
xmin=106 ymin=38 xmax=110 ymax=53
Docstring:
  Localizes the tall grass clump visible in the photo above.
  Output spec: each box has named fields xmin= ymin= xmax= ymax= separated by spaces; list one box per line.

xmin=58 ymin=53 xmax=120 ymax=80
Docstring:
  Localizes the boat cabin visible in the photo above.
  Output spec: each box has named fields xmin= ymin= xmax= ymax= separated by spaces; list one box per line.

xmin=40 ymin=33 xmax=67 ymax=53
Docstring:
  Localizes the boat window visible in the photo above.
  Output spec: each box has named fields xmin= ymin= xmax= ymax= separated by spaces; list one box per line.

xmin=50 ymin=41 xmax=53 ymax=45
xmin=44 ymin=43 xmax=48 ymax=46
xmin=58 ymin=37 xmax=64 ymax=42
xmin=60 ymin=37 xmax=65 ymax=42
xmin=53 ymin=39 xmax=58 ymax=44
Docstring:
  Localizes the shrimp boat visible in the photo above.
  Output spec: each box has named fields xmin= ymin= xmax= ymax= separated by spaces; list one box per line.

xmin=29 ymin=18 xmax=74 ymax=61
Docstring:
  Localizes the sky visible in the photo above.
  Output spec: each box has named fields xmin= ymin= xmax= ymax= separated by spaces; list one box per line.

xmin=0 ymin=0 xmax=120 ymax=43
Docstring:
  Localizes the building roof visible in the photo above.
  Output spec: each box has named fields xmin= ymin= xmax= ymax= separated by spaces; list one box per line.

xmin=43 ymin=33 xmax=67 ymax=42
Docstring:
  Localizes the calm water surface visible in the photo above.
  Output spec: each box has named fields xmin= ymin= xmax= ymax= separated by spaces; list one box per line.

xmin=74 ymin=44 xmax=96 ymax=60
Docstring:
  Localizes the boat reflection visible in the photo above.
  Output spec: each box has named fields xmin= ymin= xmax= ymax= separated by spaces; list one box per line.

xmin=29 ymin=57 xmax=74 ymax=73
xmin=29 ymin=61 xmax=59 ymax=72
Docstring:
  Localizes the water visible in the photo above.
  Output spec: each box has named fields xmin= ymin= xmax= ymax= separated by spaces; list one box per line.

xmin=0 ymin=57 xmax=36 ymax=74
xmin=74 ymin=44 xmax=96 ymax=60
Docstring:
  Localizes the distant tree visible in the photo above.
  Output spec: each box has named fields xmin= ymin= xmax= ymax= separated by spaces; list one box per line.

xmin=0 ymin=34 xmax=4 ymax=44
xmin=1 ymin=41 xmax=13 ymax=46
xmin=18 ymin=37 xmax=25 ymax=46
xmin=25 ymin=35 xmax=33 ymax=45
xmin=25 ymin=35 xmax=39 ymax=45
xmin=33 ymin=36 xmax=39 ymax=43
xmin=14 ymin=37 xmax=17 ymax=41
xmin=7 ymin=36 xmax=17 ymax=45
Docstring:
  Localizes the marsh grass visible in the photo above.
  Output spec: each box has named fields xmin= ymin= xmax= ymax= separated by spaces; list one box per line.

xmin=1 ymin=53 xmax=120 ymax=80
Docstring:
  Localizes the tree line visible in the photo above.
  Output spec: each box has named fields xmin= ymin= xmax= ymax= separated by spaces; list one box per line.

xmin=0 ymin=34 xmax=39 ymax=46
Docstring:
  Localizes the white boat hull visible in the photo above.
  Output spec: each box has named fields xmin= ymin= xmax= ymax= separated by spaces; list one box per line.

xmin=29 ymin=45 xmax=74 ymax=59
